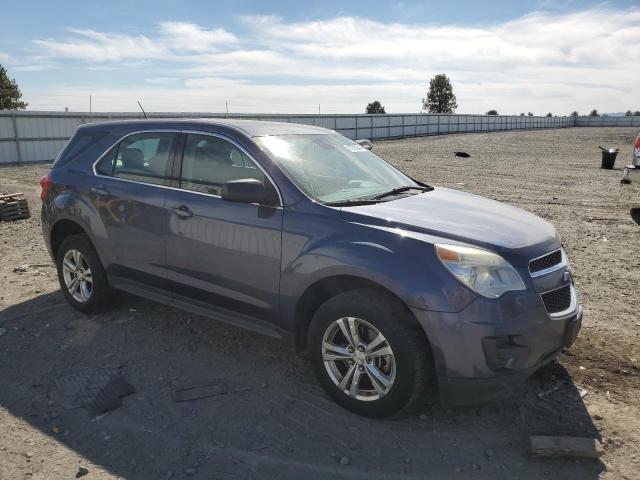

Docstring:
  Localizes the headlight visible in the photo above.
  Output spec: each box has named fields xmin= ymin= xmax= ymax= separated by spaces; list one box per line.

xmin=435 ymin=244 xmax=526 ymax=299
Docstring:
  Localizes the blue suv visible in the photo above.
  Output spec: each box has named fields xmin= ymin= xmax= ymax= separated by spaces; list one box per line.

xmin=40 ymin=119 xmax=582 ymax=417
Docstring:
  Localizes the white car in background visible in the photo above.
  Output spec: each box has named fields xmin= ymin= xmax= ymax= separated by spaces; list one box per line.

xmin=622 ymin=130 xmax=640 ymax=183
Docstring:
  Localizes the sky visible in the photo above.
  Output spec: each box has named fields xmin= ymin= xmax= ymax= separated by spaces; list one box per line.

xmin=1 ymin=0 xmax=639 ymax=114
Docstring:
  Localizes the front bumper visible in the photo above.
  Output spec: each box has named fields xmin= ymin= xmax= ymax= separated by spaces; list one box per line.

xmin=411 ymin=285 xmax=583 ymax=406
xmin=439 ymin=306 xmax=582 ymax=405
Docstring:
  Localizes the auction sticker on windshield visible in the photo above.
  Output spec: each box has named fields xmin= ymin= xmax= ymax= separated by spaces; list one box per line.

xmin=344 ymin=144 xmax=367 ymax=152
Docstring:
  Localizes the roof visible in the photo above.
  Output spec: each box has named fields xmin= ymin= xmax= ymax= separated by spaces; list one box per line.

xmin=81 ymin=118 xmax=331 ymax=137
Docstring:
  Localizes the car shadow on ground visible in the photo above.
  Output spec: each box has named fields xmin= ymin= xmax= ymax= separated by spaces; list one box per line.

xmin=0 ymin=291 xmax=605 ymax=479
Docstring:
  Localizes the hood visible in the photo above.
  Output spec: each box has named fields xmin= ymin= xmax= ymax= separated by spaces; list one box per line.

xmin=339 ymin=187 xmax=559 ymax=266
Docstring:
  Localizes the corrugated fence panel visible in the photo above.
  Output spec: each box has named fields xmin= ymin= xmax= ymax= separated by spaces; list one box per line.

xmin=335 ymin=117 xmax=356 ymax=130
xmin=3 ymin=111 xmax=639 ymax=165
xmin=0 ymin=141 xmax=19 ymax=164
xmin=390 ymin=126 xmax=403 ymax=137
xmin=371 ymin=127 xmax=387 ymax=139
xmin=291 ymin=117 xmax=315 ymax=126
xmin=356 ymin=116 xmax=372 ymax=128
xmin=315 ymin=117 xmax=336 ymax=129
xmin=576 ymin=116 xmax=640 ymax=127
xmin=20 ymin=140 xmax=69 ymax=163
xmin=0 ymin=117 xmax=16 ymax=139
xmin=356 ymin=127 xmax=373 ymax=139
xmin=372 ymin=116 xmax=387 ymax=127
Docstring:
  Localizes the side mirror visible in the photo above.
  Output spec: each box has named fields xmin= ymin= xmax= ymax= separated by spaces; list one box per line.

xmin=221 ymin=178 xmax=279 ymax=206
xmin=356 ymin=139 xmax=374 ymax=150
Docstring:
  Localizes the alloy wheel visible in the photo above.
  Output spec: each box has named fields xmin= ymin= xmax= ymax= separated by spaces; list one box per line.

xmin=321 ymin=317 xmax=396 ymax=401
xmin=62 ymin=249 xmax=93 ymax=303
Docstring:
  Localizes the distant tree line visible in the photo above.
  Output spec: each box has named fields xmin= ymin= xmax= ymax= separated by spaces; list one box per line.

xmin=367 ymin=73 xmax=639 ymax=118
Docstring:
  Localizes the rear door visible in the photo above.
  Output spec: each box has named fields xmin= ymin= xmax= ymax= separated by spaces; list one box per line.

xmin=91 ymin=130 xmax=179 ymax=288
xmin=164 ymin=132 xmax=283 ymax=331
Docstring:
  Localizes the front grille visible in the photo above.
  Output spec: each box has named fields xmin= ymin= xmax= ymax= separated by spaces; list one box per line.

xmin=529 ymin=249 xmax=562 ymax=274
xmin=541 ymin=285 xmax=571 ymax=314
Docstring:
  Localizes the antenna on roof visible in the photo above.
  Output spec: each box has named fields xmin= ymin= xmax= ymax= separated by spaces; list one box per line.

xmin=137 ymin=101 xmax=148 ymax=119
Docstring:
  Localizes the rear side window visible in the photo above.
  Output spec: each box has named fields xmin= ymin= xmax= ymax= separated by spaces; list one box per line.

xmin=180 ymin=134 xmax=265 ymax=196
xmin=95 ymin=146 xmax=117 ymax=176
xmin=53 ymin=129 xmax=109 ymax=168
xmin=96 ymin=132 xmax=178 ymax=187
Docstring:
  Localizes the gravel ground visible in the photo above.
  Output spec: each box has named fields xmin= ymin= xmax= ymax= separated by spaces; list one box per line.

xmin=0 ymin=127 xmax=639 ymax=479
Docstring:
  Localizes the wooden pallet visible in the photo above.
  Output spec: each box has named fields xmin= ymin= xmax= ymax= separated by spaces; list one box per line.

xmin=0 ymin=193 xmax=30 ymax=221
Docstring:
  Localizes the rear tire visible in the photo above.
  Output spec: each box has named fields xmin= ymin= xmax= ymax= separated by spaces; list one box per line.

xmin=308 ymin=288 xmax=433 ymax=418
xmin=56 ymin=234 xmax=111 ymax=313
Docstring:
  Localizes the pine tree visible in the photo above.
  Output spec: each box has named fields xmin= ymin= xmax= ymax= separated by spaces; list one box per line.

xmin=0 ymin=65 xmax=28 ymax=110
xmin=422 ymin=74 xmax=457 ymax=113
xmin=365 ymin=101 xmax=386 ymax=114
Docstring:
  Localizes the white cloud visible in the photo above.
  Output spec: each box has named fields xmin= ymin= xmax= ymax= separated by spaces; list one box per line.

xmin=34 ymin=29 xmax=168 ymax=61
xmin=32 ymin=23 xmax=237 ymax=62
xmin=145 ymin=77 xmax=179 ymax=85
xmin=20 ymin=7 xmax=640 ymax=114
xmin=158 ymin=21 xmax=237 ymax=51
xmin=0 ymin=52 xmax=9 ymax=63
xmin=12 ymin=64 xmax=55 ymax=72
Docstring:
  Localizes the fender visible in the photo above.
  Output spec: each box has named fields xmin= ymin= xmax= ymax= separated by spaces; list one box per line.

xmin=48 ymin=178 xmax=112 ymax=265
xmin=279 ymin=203 xmax=477 ymax=332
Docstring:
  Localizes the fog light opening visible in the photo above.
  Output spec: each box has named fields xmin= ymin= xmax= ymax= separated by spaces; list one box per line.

xmin=482 ymin=335 xmax=529 ymax=372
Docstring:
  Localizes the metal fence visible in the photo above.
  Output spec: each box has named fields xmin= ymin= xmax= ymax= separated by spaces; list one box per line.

xmin=574 ymin=116 xmax=640 ymax=127
xmin=1 ymin=110 xmax=638 ymax=165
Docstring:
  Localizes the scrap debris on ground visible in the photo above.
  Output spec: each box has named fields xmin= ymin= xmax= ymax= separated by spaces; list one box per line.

xmin=0 ymin=192 xmax=30 ymax=222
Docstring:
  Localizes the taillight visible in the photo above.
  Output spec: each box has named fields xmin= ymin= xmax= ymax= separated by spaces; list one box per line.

xmin=39 ymin=174 xmax=52 ymax=202
xmin=635 ymin=133 xmax=640 ymax=158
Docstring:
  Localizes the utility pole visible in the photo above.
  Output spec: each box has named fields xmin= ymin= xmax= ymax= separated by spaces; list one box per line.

xmin=318 ymin=104 xmax=321 ymax=115
xmin=89 ymin=95 xmax=92 ymax=119
xmin=225 ymin=100 xmax=229 ymax=118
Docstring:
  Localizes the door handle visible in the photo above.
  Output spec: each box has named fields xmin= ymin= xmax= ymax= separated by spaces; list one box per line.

xmin=171 ymin=205 xmax=193 ymax=218
xmin=91 ymin=185 xmax=108 ymax=197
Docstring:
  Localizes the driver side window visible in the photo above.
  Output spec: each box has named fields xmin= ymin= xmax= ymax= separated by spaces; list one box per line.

xmin=180 ymin=134 xmax=266 ymax=196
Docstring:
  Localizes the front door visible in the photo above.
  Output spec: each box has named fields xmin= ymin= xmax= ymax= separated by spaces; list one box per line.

xmin=164 ymin=132 xmax=283 ymax=329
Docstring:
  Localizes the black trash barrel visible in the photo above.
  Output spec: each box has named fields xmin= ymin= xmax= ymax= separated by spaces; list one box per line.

xmin=600 ymin=148 xmax=618 ymax=169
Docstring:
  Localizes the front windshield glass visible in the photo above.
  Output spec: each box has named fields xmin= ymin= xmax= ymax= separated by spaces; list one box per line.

xmin=254 ymin=134 xmax=419 ymax=204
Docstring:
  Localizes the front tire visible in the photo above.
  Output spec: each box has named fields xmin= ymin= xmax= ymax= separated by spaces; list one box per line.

xmin=308 ymin=288 xmax=432 ymax=418
xmin=56 ymin=234 xmax=110 ymax=313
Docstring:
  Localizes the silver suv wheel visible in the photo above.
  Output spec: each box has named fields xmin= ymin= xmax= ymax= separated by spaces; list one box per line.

xmin=321 ymin=317 xmax=396 ymax=401
xmin=62 ymin=249 xmax=93 ymax=303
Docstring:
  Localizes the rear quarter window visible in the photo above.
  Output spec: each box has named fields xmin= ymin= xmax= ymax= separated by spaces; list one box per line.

xmin=53 ymin=129 xmax=110 ymax=168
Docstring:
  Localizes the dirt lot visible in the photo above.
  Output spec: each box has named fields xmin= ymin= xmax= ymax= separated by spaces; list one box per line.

xmin=1 ymin=127 xmax=639 ymax=479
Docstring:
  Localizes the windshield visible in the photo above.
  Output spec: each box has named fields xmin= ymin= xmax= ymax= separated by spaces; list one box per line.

xmin=254 ymin=134 xmax=420 ymax=204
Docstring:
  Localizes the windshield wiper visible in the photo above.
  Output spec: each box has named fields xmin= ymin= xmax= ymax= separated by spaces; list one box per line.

xmin=325 ymin=199 xmax=383 ymax=207
xmin=371 ymin=185 xmax=432 ymax=200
